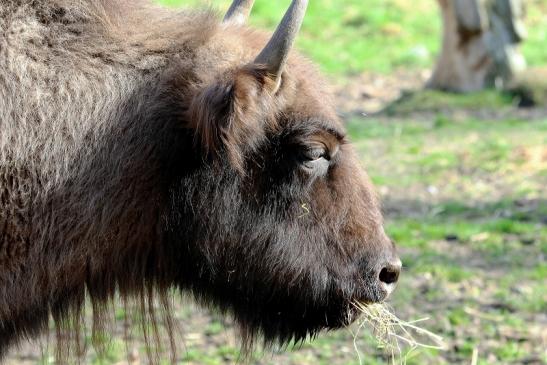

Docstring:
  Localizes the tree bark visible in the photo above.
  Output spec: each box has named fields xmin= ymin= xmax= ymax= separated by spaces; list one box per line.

xmin=428 ymin=0 xmax=526 ymax=92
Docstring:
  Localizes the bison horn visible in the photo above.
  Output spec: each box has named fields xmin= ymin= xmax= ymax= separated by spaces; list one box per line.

xmin=254 ymin=0 xmax=308 ymax=89
xmin=223 ymin=0 xmax=255 ymax=25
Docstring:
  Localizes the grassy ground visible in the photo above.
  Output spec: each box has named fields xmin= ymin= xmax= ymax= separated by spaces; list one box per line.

xmin=158 ymin=0 xmax=547 ymax=75
xmin=349 ymin=114 xmax=546 ymax=364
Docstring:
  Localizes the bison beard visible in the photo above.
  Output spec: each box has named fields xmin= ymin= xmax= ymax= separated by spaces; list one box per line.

xmin=0 ymin=0 xmax=400 ymax=362
xmin=168 ymin=163 xmax=374 ymax=349
xmin=169 ymin=165 xmax=351 ymax=347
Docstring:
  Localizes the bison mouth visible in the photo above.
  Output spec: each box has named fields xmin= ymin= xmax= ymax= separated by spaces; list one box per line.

xmin=215 ymin=279 xmax=395 ymax=348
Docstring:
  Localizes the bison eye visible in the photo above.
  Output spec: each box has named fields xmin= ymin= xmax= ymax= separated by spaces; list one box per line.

xmin=301 ymin=146 xmax=330 ymax=175
xmin=303 ymin=147 xmax=329 ymax=161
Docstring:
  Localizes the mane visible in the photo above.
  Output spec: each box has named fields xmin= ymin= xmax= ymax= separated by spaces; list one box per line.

xmin=0 ymin=1 xmax=221 ymax=363
xmin=1 ymin=0 xmax=220 ymax=66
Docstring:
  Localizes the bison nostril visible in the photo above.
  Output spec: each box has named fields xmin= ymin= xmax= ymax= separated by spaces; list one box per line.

xmin=379 ymin=264 xmax=400 ymax=285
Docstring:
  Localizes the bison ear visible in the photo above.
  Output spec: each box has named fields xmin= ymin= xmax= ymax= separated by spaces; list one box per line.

xmin=188 ymin=67 xmax=277 ymax=172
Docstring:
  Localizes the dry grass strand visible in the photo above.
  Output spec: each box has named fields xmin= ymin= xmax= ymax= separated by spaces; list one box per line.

xmin=351 ymin=302 xmax=445 ymax=365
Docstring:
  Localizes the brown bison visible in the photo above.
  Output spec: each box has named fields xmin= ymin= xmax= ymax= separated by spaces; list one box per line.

xmin=0 ymin=0 xmax=401 ymax=361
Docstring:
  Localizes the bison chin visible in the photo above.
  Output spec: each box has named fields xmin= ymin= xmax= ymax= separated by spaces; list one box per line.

xmin=185 ymin=273 xmax=358 ymax=348
xmin=173 ymin=253 xmax=364 ymax=349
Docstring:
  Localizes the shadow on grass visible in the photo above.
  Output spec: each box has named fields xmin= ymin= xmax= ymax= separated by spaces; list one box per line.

xmin=383 ymin=197 xmax=547 ymax=224
xmin=375 ymin=87 xmax=547 ymax=121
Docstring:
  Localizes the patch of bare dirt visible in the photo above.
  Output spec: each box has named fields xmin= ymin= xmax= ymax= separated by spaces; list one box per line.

xmin=331 ymin=69 xmax=547 ymax=120
xmin=333 ymin=70 xmax=431 ymax=115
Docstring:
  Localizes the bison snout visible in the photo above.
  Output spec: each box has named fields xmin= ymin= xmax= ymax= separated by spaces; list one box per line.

xmin=378 ymin=259 xmax=402 ymax=298
xmin=356 ymin=253 xmax=402 ymax=302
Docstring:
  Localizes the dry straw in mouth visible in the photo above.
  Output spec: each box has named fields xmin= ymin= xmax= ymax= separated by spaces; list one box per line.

xmin=350 ymin=301 xmax=445 ymax=365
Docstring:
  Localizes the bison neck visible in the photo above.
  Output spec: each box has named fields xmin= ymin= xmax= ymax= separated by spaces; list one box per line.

xmin=0 ymin=0 xmax=218 ymax=355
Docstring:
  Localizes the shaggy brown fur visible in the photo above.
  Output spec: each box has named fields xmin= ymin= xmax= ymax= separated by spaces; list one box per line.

xmin=0 ymin=0 xmax=400 ymax=362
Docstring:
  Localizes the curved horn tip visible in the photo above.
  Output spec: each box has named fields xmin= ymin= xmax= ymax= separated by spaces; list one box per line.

xmin=254 ymin=0 xmax=309 ymax=77
xmin=223 ymin=0 xmax=255 ymax=25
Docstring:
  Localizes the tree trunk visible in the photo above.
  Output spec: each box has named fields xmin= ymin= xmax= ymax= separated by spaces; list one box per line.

xmin=428 ymin=0 xmax=526 ymax=92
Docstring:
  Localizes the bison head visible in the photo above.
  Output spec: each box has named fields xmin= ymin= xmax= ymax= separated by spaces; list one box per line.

xmin=163 ymin=0 xmax=401 ymax=348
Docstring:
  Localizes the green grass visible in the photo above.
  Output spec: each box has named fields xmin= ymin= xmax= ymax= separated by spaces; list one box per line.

xmin=349 ymin=117 xmax=547 ymax=191
xmin=157 ymin=0 xmax=547 ymax=75
xmin=382 ymin=89 xmax=515 ymax=115
xmin=520 ymin=0 xmax=547 ymax=69
xmin=350 ymin=115 xmax=546 ymax=365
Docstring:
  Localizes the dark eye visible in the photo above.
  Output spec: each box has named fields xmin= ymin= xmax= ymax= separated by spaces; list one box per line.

xmin=302 ymin=147 xmax=329 ymax=161
xmin=300 ymin=146 xmax=330 ymax=175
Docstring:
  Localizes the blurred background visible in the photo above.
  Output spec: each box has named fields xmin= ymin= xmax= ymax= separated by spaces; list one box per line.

xmin=7 ymin=0 xmax=546 ymax=364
